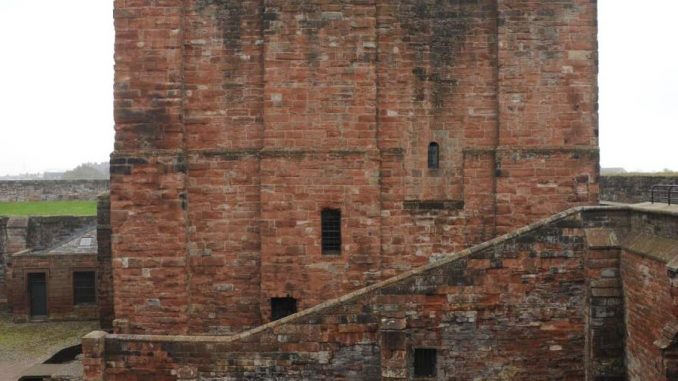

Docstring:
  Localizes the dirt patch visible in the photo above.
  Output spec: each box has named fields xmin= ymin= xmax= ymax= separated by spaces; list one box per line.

xmin=0 ymin=311 xmax=98 ymax=381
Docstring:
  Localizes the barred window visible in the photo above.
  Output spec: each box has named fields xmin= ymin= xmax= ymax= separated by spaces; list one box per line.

xmin=321 ymin=209 xmax=341 ymax=255
xmin=73 ymin=271 xmax=96 ymax=305
xmin=428 ymin=142 xmax=439 ymax=169
xmin=271 ymin=297 xmax=297 ymax=321
xmin=413 ymin=348 xmax=437 ymax=377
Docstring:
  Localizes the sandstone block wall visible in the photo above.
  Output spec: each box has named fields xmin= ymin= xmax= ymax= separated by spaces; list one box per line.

xmin=0 ymin=216 xmax=96 ymax=311
xmin=0 ymin=217 xmax=6 ymax=255
xmin=0 ymin=180 xmax=109 ymax=202
xmin=622 ymin=249 xmax=674 ymax=381
xmin=97 ymin=194 xmax=114 ymax=329
xmin=84 ymin=205 xmax=678 ymax=381
xmin=600 ymin=175 xmax=678 ymax=204
xmin=111 ymin=0 xmax=599 ymax=336
xmin=89 ymin=208 xmax=592 ymax=380
xmin=6 ymin=252 xmax=99 ymax=322
xmin=0 ymin=217 xmax=7 ymax=307
xmin=584 ymin=206 xmax=678 ymax=381
xmin=620 ymin=210 xmax=678 ymax=381
xmin=583 ymin=228 xmax=625 ymax=380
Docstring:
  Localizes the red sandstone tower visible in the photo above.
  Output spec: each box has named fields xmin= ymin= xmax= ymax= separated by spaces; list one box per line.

xmin=111 ymin=0 xmax=598 ymax=335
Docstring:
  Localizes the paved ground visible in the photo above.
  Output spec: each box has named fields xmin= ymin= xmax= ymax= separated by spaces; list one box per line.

xmin=0 ymin=311 xmax=98 ymax=381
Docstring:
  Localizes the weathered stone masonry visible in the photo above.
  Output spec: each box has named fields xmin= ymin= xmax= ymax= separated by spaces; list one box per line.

xmin=111 ymin=0 xmax=598 ymax=336
xmin=0 ymin=217 xmax=7 ymax=306
xmin=0 ymin=215 xmax=96 ymax=309
xmin=6 ymin=240 xmax=99 ymax=322
xmin=600 ymin=175 xmax=678 ymax=204
xmin=0 ymin=179 xmax=109 ymax=202
xmin=85 ymin=205 xmax=678 ymax=380
xmin=97 ymin=193 xmax=114 ymax=329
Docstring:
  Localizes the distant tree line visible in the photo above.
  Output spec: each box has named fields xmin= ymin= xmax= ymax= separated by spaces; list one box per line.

xmin=62 ymin=162 xmax=109 ymax=180
xmin=0 ymin=162 xmax=109 ymax=180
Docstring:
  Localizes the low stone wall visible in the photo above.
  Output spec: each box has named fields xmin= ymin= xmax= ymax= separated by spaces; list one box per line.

xmin=584 ymin=227 xmax=624 ymax=380
xmin=83 ymin=205 xmax=678 ymax=381
xmin=619 ymin=211 xmax=678 ymax=381
xmin=0 ymin=180 xmax=109 ymax=202
xmin=622 ymin=248 xmax=674 ymax=380
xmin=83 ymin=208 xmax=599 ymax=380
xmin=600 ymin=175 xmax=678 ymax=203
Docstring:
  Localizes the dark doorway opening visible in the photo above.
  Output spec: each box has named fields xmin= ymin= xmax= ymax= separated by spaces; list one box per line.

xmin=271 ymin=297 xmax=297 ymax=321
xmin=28 ymin=272 xmax=47 ymax=317
xmin=413 ymin=348 xmax=437 ymax=377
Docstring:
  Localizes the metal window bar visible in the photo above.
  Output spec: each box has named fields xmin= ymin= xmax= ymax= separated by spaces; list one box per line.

xmin=650 ymin=185 xmax=678 ymax=205
xmin=321 ymin=209 xmax=341 ymax=254
xmin=414 ymin=348 xmax=437 ymax=377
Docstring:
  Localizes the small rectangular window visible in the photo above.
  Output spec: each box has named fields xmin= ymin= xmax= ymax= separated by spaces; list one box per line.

xmin=321 ymin=209 xmax=341 ymax=254
xmin=413 ymin=348 xmax=437 ymax=377
xmin=428 ymin=142 xmax=440 ymax=169
xmin=271 ymin=297 xmax=297 ymax=321
xmin=73 ymin=271 xmax=96 ymax=305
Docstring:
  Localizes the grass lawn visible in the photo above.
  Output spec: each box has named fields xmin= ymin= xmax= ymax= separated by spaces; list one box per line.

xmin=0 ymin=200 xmax=97 ymax=216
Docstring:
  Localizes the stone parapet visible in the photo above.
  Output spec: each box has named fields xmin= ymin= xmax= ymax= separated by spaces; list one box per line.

xmin=601 ymin=175 xmax=678 ymax=204
xmin=0 ymin=180 xmax=109 ymax=202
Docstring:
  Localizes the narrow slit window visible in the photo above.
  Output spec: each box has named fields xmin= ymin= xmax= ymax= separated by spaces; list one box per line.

xmin=73 ymin=271 xmax=96 ymax=305
xmin=413 ymin=348 xmax=437 ymax=377
xmin=428 ymin=142 xmax=439 ymax=169
xmin=321 ymin=209 xmax=341 ymax=255
xmin=271 ymin=297 xmax=297 ymax=321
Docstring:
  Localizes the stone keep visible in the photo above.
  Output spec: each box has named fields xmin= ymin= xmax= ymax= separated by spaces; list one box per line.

xmin=111 ymin=0 xmax=598 ymax=335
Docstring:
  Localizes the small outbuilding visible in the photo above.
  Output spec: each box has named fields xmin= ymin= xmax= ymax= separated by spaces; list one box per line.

xmin=6 ymin=229 xmax=99 ymax=322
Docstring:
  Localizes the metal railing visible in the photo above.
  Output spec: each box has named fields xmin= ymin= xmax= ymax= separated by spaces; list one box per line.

xmin=650 ymin=184 xmax=678 ymax=205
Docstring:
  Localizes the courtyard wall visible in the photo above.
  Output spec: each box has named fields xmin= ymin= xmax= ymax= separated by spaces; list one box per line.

xmin=84 ymin=205 xmax=678 ymax=380
xmin=600 ymin=175 xmax=678 ymax=204
xmin=0 ymin=180 xmax=109 ymax=202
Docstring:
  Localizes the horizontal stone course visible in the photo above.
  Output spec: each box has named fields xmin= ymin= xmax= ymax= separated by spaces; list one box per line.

xmin=0 ymin=180 xmax=109 ymax=202
xmin=109 ymin=0 xmax=599 ymax=337
xmin=85 ymin=204 xmax=678 ymax=380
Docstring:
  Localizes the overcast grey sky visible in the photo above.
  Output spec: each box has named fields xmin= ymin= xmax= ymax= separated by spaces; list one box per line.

xmin=0 ymin=0 xmax=675 ymax=175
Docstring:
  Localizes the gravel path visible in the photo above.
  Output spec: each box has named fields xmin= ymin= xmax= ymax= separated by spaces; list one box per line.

xmin=0 ymin=312 xmax=98 ymax=381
